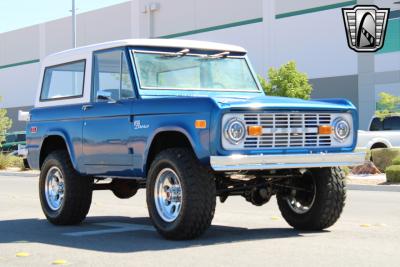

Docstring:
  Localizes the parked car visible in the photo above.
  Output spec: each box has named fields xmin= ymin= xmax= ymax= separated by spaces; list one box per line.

xmin=26 ymin=39 xmax=364 ymax=240
xmin=357 ymin=114 xmax=400 ymax=151
xmin=1 ymin=131 xmax=26 ymax=153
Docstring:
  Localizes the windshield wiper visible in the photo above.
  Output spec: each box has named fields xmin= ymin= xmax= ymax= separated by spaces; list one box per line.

xmin=158 ymin=49 xmax=230 ymax=59
xmin=210 ymin=51 xmax=230 ymax=58
xmin=199 ymin=51 xmax=230 ymax=59
xmin=159 ymin=48 xmax=190 ymax=58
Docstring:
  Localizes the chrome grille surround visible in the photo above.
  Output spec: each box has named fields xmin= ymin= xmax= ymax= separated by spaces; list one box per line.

xmin=243 ymin=113 xmax=332 ymax=149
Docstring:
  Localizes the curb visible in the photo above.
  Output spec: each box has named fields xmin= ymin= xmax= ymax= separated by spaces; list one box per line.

xmin=348 ymin=184 xmax=400 ymax=192
xmin=0 ymin=171 xmax=39 ymax=178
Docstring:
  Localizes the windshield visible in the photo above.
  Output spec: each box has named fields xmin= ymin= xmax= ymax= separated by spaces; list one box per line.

xmin=132 ymin=51 xmax=259 ymax=92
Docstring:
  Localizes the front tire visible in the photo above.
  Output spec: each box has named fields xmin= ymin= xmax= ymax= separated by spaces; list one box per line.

xmin=146 ymin=148 xmax=216 ymax=240
xmin=277 ymin=167 xmax=346 ymax=230
xmin=39 ymin=150 xmax=93 ymax=225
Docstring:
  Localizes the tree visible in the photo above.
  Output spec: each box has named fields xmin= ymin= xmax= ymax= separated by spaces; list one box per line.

xmin=258 ymin=61 xmax=313 ymax=100
xmin=0 ymin=97 xmax=12 ymax=146
xmin=375 ymin=92 xmax=400 ymax=119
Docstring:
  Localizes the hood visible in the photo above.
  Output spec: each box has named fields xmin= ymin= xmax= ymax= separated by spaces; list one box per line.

xmin=211 ymin=95 xmax=356 ymax=111
xmin=139 ymin=93 xmax=356 ymax=114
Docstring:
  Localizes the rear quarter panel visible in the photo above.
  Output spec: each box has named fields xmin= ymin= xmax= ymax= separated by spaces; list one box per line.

xmin=26 ymin=104 xmax=84 ymax=171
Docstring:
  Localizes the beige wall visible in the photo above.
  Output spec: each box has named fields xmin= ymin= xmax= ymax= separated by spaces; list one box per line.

xmin=276 ymin=0 xmax=350 ymax=15
xmin=0 ymin=0 xmax=262 ymax=66
xmin=0 ymin=25 xmax=40 ymax=66
xmin=0 ymin=1 xmax=141 ymax=65
xmin=138 ymin=0 xmax=262 ymax=37
xmin=77 ymin=1 xmax=135 ymax=46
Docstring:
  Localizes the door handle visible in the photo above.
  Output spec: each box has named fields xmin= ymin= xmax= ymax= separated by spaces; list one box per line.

xmin=82 ymin=104 xmax=93 ymax=111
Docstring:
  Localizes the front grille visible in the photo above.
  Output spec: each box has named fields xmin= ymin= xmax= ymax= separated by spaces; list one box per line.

xmin=243 ymin=113 xmax=332 ymax=149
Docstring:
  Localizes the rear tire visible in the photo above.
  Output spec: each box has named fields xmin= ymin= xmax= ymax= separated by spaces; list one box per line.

xmin=277 ymin=167 xmax=346 ymax=230
xmin=39 ymin=150 xmax=93 ymax=225
xmin=146 ymin=148 xmax=216 ymax=240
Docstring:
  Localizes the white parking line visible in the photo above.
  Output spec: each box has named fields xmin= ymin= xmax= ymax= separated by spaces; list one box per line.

xmin=63 ymin=222 xmax=155 ymax=237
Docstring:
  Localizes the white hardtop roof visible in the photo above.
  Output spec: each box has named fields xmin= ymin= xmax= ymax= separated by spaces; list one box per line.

xmin=43 ymin=39 xmax=247 ymax=66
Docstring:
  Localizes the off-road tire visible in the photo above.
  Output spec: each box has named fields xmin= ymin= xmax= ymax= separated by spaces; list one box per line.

xmin=39 ymin=150 xmax=93 ymax=225
xmin=277 ymin=167 xmax=346 ymax=230
xmin=146 ymin=148 xmax=216 ymax=240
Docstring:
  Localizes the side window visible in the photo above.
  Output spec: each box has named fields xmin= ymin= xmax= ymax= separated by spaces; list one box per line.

xmin=383 ymin=117 xmax=400 ymax=130
xmin=93 ymin=50 xmax=134 ymax=101
xmin=40 ymin=60 xmax=85 ymax=101
xmin=369 ymin=117 xmax=383 ymax=131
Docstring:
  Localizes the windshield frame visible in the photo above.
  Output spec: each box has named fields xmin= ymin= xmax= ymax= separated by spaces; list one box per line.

xmin=130 ymin=49 xmax=262 ymax=94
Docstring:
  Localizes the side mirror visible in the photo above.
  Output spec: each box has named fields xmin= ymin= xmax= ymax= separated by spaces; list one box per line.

xmin=96 ymin=90 xmax=116 ymax=103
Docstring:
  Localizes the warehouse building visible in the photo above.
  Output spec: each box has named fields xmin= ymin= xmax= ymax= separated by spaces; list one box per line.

xmin=0 ymin=0 xmax=399 ymax=131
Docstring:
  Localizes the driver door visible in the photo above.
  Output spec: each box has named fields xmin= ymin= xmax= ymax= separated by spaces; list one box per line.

xmin=82 ymin=48 xmax=135 ymax=176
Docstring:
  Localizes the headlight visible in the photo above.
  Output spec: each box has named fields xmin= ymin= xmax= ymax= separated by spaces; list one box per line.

xmin=224 ymin=118 xmax=246 ymax=144
xmin=333 ymin=117 xmax=350 ymax=141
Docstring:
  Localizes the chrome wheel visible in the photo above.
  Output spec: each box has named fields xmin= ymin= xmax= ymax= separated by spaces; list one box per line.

xmin=45 ymin=166 xmax=65 ymax=211
xmin=154 ymin=168 xmax=183 ymax=222
xmin=286 ymin=174 xmax=316 ymax=214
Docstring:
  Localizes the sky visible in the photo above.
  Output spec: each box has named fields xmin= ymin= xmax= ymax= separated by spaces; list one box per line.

xmin=0 ymin=0 xmax=129 ymax=33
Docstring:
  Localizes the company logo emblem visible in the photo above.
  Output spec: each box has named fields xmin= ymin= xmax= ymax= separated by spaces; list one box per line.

xmin=342 ymin=5 xmax=390 ymax=52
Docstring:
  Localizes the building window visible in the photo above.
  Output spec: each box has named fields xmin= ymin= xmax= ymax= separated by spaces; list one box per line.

xmin=40 ymin=60 xmax=85 ymax=101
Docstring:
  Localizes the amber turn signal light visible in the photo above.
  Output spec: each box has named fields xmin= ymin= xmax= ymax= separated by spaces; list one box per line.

xmin=247 ymin=125 xmax=263 ymax=136
xmin=195 ymin=120 xmax=207 ymax=129
xmin=318 ymin=125 xmax=333 ymax=135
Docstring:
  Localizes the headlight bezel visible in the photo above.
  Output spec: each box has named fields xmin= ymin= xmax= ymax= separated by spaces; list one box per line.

xmin=224 ymin=117 xmax=246 ymax=144
xmin=333 ymin=117 xmax=351 ymax=141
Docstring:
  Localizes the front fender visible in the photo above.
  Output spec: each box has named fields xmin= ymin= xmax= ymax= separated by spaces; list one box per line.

xmin=135 ymin=113 xmax=211 ymax=177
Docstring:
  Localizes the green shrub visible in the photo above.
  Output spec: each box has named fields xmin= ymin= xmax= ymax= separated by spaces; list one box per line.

xmin=0 ymin=154 xmax=10 ymax=169
xmin=341 ymin=166 xmax=350 ymax=176
xmin=258 ymin=61 xmax=313 ymax=100
xmin=386 ymin=165 xmax=400 ymax=183
xmin=8 ymin=155 xmax=25 ymax=169
xmin=365 ymin=150 xmax=372 ymax=161
xmin=371 ymin=148 xmax=400 ymax=172
xmin=391 ymin=156 xmax=400 ymax=166
xmin=0 ymin=96 xmax=12 ymax=146
xmin=0 ymin=154 xmax=25 ymax=170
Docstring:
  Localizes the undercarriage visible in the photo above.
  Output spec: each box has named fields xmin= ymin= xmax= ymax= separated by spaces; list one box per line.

xmin=215 ymin=169 xmax=314 ymax=206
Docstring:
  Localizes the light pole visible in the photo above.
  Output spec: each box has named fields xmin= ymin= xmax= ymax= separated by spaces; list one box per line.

xmin=72 ymin=0 xmax=76 ymax=48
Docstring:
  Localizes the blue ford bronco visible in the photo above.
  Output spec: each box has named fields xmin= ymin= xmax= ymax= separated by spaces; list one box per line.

xmin=26 ymin=39 xmax=365 ymax=240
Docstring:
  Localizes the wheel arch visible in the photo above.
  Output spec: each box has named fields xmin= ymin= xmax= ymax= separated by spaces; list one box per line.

xmin=145 ymin=129 xmax=196 ymax=176
xmin=39 ymin=131 xmax=77 ymax=170
xmin=368 ymin=138 xmax=391 ymax=150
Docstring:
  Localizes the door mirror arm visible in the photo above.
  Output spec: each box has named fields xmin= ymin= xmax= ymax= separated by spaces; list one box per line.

xmin=96 ymin=90 xmax=117 ymax=103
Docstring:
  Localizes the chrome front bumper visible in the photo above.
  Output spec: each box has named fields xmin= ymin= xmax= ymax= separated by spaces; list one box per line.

xmin=210 ymin=152 xmax=366 ymax=171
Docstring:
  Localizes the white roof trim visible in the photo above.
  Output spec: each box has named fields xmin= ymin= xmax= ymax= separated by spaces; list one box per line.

xmin=42 ymin=39 xmax=247 ymax=66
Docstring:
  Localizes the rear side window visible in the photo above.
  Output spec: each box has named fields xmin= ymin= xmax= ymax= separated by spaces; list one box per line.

xmin=383 ymin=117 xmax=400 ymax=130
xmin=40 ymin=60 xmax=85 ymax=101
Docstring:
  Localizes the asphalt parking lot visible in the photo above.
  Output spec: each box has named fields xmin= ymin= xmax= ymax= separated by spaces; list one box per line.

xmin=0 ymin=173 xmax=399 ymax=267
